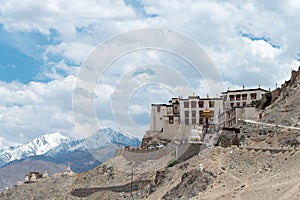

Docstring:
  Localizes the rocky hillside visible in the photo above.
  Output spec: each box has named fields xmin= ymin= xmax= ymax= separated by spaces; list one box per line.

xmin=1 ymin=144 xmax=299 ymax=200
xmin=262 ymin=66 xmax=300 ymax=127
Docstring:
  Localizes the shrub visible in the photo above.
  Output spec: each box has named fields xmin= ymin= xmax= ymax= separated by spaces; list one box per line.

xmin=167 ymin=159 xmax=177 ymax=168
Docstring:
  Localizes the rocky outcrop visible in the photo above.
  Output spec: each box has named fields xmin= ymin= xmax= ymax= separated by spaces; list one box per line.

xmin=262 ymin=66 xmax=300 ymax=127
xmin=162 ymin=169 xmax=215 ymax=200
xmin=271 ymin=66 xmax=300 ymax=103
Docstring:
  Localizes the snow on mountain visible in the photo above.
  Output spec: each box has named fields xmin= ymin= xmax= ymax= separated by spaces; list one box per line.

xmin=0 ymin=128 xmax=141 ymax=164
xmin=0 ymin=132 xmax=68 ymax=163
xmin=83 ymin=128 xmax=141 ymax=149
xmin=45 ymin=128 xmax=141 ymax=156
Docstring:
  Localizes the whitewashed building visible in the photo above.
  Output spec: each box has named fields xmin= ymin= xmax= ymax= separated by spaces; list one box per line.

xmin=218 ymin=87 xmax=269 ymax=127
xmin=221 ymin=87 xmax=269 ymax=109
xmin=147 ymin=87 xmax=269 ymax=140
xmin=179 ymin=95 xmax=224 ymax=126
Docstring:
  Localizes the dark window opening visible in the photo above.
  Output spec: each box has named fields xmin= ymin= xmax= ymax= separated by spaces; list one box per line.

xmin=191 ymin=101 xmax=197 ymax=108
xmin=185 ymin=111 xmax=189 ymax=117
xmin=198 ymin=101 xmax=204 ymax=108
xmin=169 ymin=116 xmax=174 ymax=124
xmin=250 ymin=93 xmax=257 ymax=100
xmin=184 ymin=102 xmax=189 ymax=108
xmin=185 ymin=118 xmax=189 ymax=125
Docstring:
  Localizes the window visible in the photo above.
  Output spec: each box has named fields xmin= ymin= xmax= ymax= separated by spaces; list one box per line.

xmin=185 ymin=118 xmax=189 ymax=125
xmin=230 ymin=103 xmax=234 ymax=107
xmin=191 ymin=101 xmax=197 ymax=108
xmin=185 ymin=111 xmax=189 ymax=117
xmin=209 ymin=101 xmax=214 ymax=108
xmin=236 ymin=94 xmax=241 ymax=101
xmin=192 ymin=110 xmax=197 ymax=124
xmin=199 ymin=118 xmax=203 ymax=124
xmin=192 ymin=118 xmax=196 ymax=125
xmin=184 ymin=102 xmax=189 ymax=108
xmin=169 ymin=116 xmax=174 ymax=124
xmin=157 ymin=105 xmax=161 ymax=112
xmin=243 ymin=102 xmax=246 ymax=107
xmin=250 ymin=93 xmax=257 ymax=100
xmin=192 ymin=111 xmax=196 ymax=118
xmin=199 ymin=110 xmax=203 ymax=117
xmin=173 ymin=105 xmax=179 ymax=114
xmin=242 ymin=94 xmax=247 ymax=100
xmin=198 ymin=101 xmax=204 ymax=108
xmin=237 ymin=102 xmax=240 ymax=107
xmin=229 ymin=95 xmax=234 ymax=101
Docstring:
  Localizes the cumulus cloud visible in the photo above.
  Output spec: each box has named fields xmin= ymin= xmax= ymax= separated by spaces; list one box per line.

xmin=0 ymin=0 xmax=136 ymax=34
xmin=129 ymin=104 xmax=149 ymax=114
xmin=1 ymin=0 xmax=300 ymax=144
xmin=0 ymin=76 xmax=75 ymax=144
xmin=44 ymin=42 xmax=95 ymax=65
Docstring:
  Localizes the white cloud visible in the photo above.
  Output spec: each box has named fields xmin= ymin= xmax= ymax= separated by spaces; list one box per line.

xmin=1 ymin=0 xmax=300 ymax=143
xmin=44 ymin=42 xmax=95 ymax=65
xmin=0 ymin=135 xmax=20 ymax=147
xmin=129 ymin=104 xmax=149 ymax=114
xmin=243 ymin=37 xmax=282 ymax=59
xmin=0 ymin=76 xmax=75 ymax=143
xmin=0 ymin=0 xmax=137 ymax=34
xmin=95 ymin=84 xmax=114 ymax=101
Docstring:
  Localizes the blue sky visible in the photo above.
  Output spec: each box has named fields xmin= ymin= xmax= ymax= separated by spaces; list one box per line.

xmin=0 ymin=0 xmax=300 ymax=145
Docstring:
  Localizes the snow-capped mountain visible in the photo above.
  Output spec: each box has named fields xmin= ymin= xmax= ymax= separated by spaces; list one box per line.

xmin=0 ymin=133 xmax=68 ymax=163
xmin=0 ymin=128 xmax=141 ymax=165
xmin=44 ymin=128 xmax=141 ymax=156
xmin=83 ymin=128 xmax=141 ymax=149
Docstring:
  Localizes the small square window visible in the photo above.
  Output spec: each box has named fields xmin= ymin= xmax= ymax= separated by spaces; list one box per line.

xmin=198 ymin=101 xmax=204 ymax=108
xmin=191 ymin=101 xmax=197 ymax=108
xmin=184 ymin=102 xmax=189 ymax=108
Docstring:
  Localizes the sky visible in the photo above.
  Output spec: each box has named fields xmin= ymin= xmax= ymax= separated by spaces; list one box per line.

xmin=0 ymin=0 xmax=300 ymax=145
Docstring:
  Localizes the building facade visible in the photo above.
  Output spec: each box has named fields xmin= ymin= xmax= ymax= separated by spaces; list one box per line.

xmin=218 ymin=88 xmax=268 ymax=127
xmin=149 ymin=95 xmax=224 ymax=133
xmin=148 ymin=87 xmax=269 ymax=140
xmin=221 ymin=88 xmax=269 ymax=109
xmin=179 ymin=95 xmax=224 ymax=126
xmin=150 ymin=97 xmax=180 ymax=132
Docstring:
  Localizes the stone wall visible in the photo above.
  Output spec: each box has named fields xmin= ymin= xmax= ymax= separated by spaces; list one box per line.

xmin=115 ymin=146 xmax=175 ymax=162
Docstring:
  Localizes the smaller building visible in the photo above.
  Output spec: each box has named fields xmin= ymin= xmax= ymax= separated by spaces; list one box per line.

xmin=42 ymin=170 xmax=48 ymax=178
xmin=63 ymin=166 xmax=75 ymax=176
xmin=218 ymin=87 xmax=268 ymax=128
xmin=24 ymin=172 xmax=43 ymax=183
xmin=222 ymin=87 xmax=269 ymax=109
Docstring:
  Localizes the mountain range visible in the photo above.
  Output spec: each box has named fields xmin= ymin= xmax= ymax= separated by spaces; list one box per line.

xmin=0 ymin=128 xmax=141 ymax=190
xmin=0 ymin=128 xmax=141 ymax=167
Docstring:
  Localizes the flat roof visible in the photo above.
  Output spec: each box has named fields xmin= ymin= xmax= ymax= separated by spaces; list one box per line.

xmin=221 ymin=88 xmax=269 ymax=94
xmin=198 ymin=98 xmax=223 ymax=100
xmin=181 ymin=97 xmax=223 ymax=100
xmin=151 ymin=104 xmax=167 ymax=106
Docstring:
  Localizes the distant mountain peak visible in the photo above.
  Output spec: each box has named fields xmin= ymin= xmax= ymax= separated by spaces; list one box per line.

xmin=0 ymin=132 xmax=68 ymax=163
xmin=0 ymin=129 xmax=141 ymax=165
